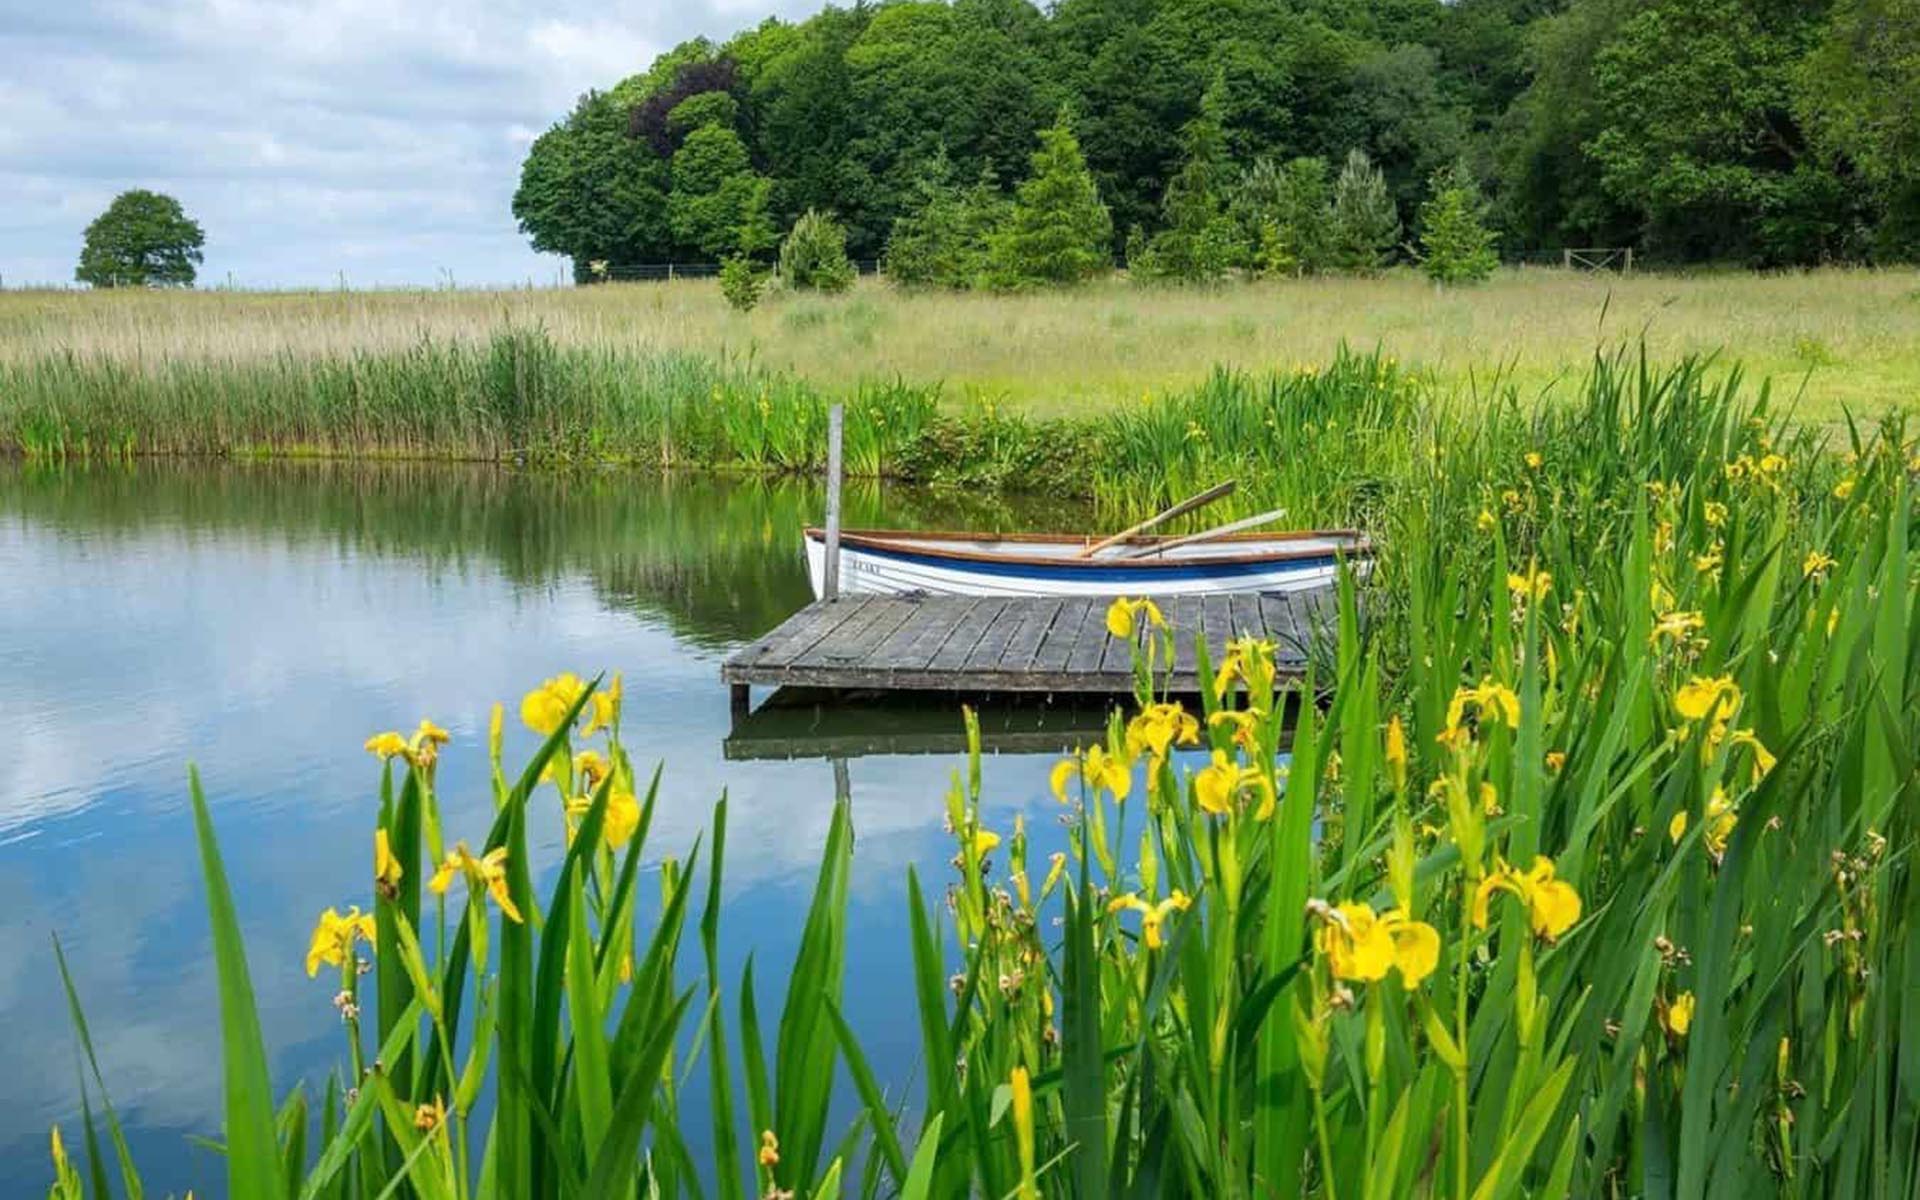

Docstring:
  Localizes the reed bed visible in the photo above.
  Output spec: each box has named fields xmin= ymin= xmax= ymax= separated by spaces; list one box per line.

xmin=46 ymin=360 xmax=1920 ymax=1198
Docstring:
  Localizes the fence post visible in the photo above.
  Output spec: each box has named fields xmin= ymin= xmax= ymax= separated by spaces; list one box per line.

xmin=823 ymin=404 xmax=844 ymax=601
xmin=1563 ymin=249 xmax=1572 ymax=271
xmin=1623 ymin=248 xmax=1633 ymax=276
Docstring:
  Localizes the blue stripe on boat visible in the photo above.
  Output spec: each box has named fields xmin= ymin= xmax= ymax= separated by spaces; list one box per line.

xmin=845 ymin=540 xmax=1343 ymax=583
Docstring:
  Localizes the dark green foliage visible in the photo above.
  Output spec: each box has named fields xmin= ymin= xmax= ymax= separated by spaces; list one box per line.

xmin=669 ymin=125 xmax=772 ymax=258
xmin=719 ymin=254 xmax=765 ymax=312
xmin=1417 ymin=163 xmax=1499 ymax=285
xmin=779 ymin=209 xmax=857 ymax=292
xmin=1136 ymin=74 xmax=1246 ymax=283
xmin=987 ymin=111 xmax=1113 ymax=287
xmin=516 ymin=0 xmax=1920 ymax=272
xmin=1329 ymin=149 xmax=1401 ymax=273
xmin=513 ymin=91 xmax=669 ymax=282
xmin=883 ymin=152 xmax=1006 ymax=288
xmin=75 ymin=190 xmax=204 ymax=288
xmin=1237 ymin=156 xmax=1332 ymax=276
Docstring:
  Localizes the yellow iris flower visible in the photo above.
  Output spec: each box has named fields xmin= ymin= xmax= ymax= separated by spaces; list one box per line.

xmin=1651 ymin=610 xmax=1706 ymax=646
xmin=1524 ymin=451 xmax=1544 ymax=469
xmin=1129 ymin=702 xmax=1200 ymax=765
xmin=364 ymin=731 xmax=409 ymax=760
xmin=306 ymin=906 xmax=376 ymax=977
xmin=1194 ymin=749 xmax=1275 ymax=820
xmin=1506 ymin=564 xmax=1551 ymax=602
xmin=1214 ymin=636 xmax=1277 ymax=701
xmin=968 ymin=828 xmax=1001 ymax=858
xmin=374 ymin=828 xmax=403 ymax=896
xmin=581 ymin=674 xmax=623 ymax=736
xmin=1105 ymin=596 xmax=1166 ymax=639
xmin=574 ymin=749 xmax=610 ymax=788
xmin=1207 ymin=707 xmax=1263 ymax=753
xmin=1666 ymin=991 xmax=1695 ymax=1038
xmin=1670 ymin=787 xmax=1739 ymax=855
xmin=1050 ymin=744 xmax=1132 ymax=803
xmin=1471 ymin=856 xmax=1582 ymax=942
xmin=568 ymin=786 xmax=642 ymax=849
xmin=520 ymin=672 xmax=588 ymax=736
xmin=1107 ymin=890 xmax=1191 ymax=950
xmin=1439 ymin=679 xmax=1521 ymax=749
xmin=1802 ymin=549 xmax=1836 ymax=579
xmin=429 ymin=842 xmax=523 ymax=924
xmin=1674 ymin=675 xmax=1742 ymax=723
xmin=1312 ymin=901 xmax=1440 ymax=986
xmin=1384 ymin=715 xmax=1408 ymax=792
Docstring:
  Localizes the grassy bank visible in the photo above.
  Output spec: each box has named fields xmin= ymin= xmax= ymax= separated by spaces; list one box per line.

xmin=47 ymin=359 xmax=1919 ymax=1198
xmin=5 ymin=266 xmax=1919 ymax=419
xmin=2 ymin=330 xmax=1855 ymax=535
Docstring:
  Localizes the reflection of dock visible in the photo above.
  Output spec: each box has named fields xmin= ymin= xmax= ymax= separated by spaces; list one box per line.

xmin=722 ymin=592 xmax=1328 ymax=713
xmin=723 ymin=688 xmax=1122 ymax=760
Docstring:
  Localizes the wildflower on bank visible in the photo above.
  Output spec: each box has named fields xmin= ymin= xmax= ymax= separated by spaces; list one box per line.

xmin=1670 ymin=787 xmax=1739 ymax=856
xmin=1507 ymin=563 xmax=1551 ymax=603
xmin=1665 ymin=991 xmax=1695 ymax=1038
xmin=364 ymin=731 xmax=409 ymax=760
xmin=1384 ymin=716 xmax=1408 ymax=793
xmin=1050 ymin=744 xmax=1131 ymax=803
xmin=429 ymin=842 xmax=523 ymax=923
xmin=1010 ymin=1066 xmax=1038 ymax=1200
xmin=565 ymin=786 xmax=641 ymax=849
xmin=1802 ymin=549 xmax=1837 ymax=579
xmin=413 ymin=1096 xmax=447 ymax=1133
xmin=1309 ymin=900 xmax=1440 ymax=986
xmin=1194 ymin=749 xmax=1275 ymax=819
xmin=1129 ymin=702 xmax=1200 ymax=766
xmin=1439 ymin=679 xmax=1521 ymax=749
xmin=1833 ymin=477 xmax=1857 ymax=501
xmin=1105 ymin=596 xmax=1165 ymax=640
xmin=1675 ymin=674 xmax=1742 ymax=724
xmin=374 ymin=829 xmax=403 ymax=898
xmin=1214 ymin=636 xmax=1277 ymax=700
xmin=1472 ymin=856 xmax=1582 ymax=941
xmin=306 ymin=906 xmax=376 ymax=977
xmin=521 ymin=672 xmax=588 ymax=735
xmin=1652 ymin=610 xmax=1706 ymax=647
xmin=1108 ymin=890 xmax=1191 ymax=950
xmin=757 ymin=1130 xmax=780 ymax=1168
xmin=1207 ymin=707 xmax=1262 ymax=752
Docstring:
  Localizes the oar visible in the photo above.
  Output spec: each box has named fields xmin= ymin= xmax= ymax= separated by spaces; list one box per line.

xmin=1118 ymin=506 xmax=1289 ymax=559
xmin=1074 ymin=480 xmax=1237 ymax=559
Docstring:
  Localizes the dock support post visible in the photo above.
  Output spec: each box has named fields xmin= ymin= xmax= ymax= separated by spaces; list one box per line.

xmin=823 ymin=404 xmax=844 ymax=600
xmin=730 ymin=683 xmax=750 ymax=720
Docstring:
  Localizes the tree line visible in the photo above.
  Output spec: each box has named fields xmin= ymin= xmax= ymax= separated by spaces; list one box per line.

xmin=513 ymin=0 xmax=1920 ymax=283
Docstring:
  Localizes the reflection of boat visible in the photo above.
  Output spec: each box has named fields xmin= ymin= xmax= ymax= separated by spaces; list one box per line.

xmin=804 ymin=528 xmax=1370 ymax=599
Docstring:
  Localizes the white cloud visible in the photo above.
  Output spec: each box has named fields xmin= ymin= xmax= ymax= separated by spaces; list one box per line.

xmin=0 ymin=0 xmax=819 ymax=287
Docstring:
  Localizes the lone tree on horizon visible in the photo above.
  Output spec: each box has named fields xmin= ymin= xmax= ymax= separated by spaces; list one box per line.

xmin=76 ymin=190 xmax=205 ymax=288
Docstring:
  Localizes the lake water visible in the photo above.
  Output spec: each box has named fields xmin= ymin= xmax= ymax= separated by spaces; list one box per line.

xmin=0 ymin=460 xmax=1108 ymax=1196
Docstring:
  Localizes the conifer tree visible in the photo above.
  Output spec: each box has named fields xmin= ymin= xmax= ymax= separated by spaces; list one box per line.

xmin=1417 ymin=164 xmax=1499 ymax=285
xmin=1329 ymin=149 xmax=1401 ymax=274
xmin=986 ymin=109 xmax=1113 ymax=287
xmin=1140 ymin=74 xmax=1246 ymax=282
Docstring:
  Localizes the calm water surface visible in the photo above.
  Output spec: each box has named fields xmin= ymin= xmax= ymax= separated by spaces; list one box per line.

xmin=0 ymin=461 xmax=1108 ymax=1196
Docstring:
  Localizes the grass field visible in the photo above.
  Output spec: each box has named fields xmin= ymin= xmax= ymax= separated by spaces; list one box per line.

xmin=5 ymin=266 xmax=1918 ymax=420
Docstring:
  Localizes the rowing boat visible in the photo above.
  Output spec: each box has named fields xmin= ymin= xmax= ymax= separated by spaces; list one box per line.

xmin=803 ymin=527 xmax=1370 ymax=598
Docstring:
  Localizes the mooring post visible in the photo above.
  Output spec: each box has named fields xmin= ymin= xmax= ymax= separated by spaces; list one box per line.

xmin=823 ymin=403 xmax=844 ymax=600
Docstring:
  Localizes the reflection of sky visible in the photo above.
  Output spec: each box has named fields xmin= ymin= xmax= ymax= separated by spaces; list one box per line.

xmin=0 ymin=480 xmax=1102 ymax=1197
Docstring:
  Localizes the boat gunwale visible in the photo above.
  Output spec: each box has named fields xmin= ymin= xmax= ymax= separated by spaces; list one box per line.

xmin=803 ymin=526 xmax=1373 ymax=569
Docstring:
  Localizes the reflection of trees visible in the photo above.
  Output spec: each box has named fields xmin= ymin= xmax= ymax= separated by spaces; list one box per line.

xmin=0 ymin=461 xmax=1091 ymax=647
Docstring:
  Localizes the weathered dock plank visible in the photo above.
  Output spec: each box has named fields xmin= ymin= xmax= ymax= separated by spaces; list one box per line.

xmin=722 ymin=591 xmax=1333 ymax=699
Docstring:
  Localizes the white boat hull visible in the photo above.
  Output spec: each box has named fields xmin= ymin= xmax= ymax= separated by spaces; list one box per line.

xmin=805 ymin=532 xmax=1361 ymax=598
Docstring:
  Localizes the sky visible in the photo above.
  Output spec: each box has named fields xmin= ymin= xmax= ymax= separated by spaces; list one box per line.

xmin=0 ymin=0 xmax=808 ymax=289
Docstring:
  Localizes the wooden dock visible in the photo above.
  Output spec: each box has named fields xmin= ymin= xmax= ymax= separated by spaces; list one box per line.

xmin=722 ymin=591 xmax=1332 ymax=710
